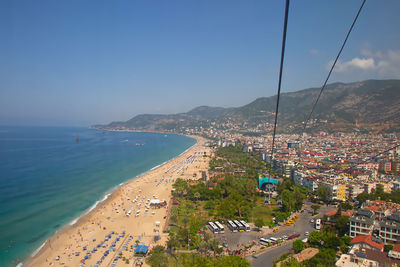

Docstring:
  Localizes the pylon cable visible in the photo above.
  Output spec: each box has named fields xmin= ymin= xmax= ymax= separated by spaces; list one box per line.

xmin=301 ymin=0 xmax=366 ymax=134
xmin=270 ymin=0 xmax=290 ymax=160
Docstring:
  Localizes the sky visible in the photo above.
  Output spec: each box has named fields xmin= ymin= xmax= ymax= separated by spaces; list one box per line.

xmin=0 ymin=0 xmax=399 ymax=126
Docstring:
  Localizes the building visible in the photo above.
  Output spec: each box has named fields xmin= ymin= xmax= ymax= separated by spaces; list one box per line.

xmin=379 ymin=161 xmax=392 ymax=173
xmin=349 ymin=209 xmax=376 ymax=238
xmin=322 ymin=182 xmax=347 ymax=202
xmin=292 ymin=170 xmax=305 ymax=187
xmin=350 ymin=235 xmax=384 ymax=252
xmin=389 ymin=244 xmax=400 ymax=260
xmin=347 ymin=183 xmax=365 ymax=200
xmin=379 ymin=212 xmax=400 ymax=244
xmin=337 ymin=248 xmax=400 ymax=267
xmin=303 ymin=176 xmax=319 ymax=192
xmin=362 ymin=200 xmax=392 ymax=221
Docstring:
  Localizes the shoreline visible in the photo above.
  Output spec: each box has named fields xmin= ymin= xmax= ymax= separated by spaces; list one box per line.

xmin=24 ymin=133 xmax=209 ymax=267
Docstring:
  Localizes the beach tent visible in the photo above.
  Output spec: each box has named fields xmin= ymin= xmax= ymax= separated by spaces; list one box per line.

xmin=150 ymin=199 xmax=161 ymax=206
xmin=134 ymin=244 xmax=149 ymax=255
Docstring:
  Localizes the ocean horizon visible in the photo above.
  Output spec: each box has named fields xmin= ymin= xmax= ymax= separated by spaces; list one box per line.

xmin=0 ymin=126 xmax=196 ymax=267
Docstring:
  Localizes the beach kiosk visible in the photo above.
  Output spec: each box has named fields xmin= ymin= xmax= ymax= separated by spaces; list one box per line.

xmin=134 ymin=244 xmax=149 ymax=256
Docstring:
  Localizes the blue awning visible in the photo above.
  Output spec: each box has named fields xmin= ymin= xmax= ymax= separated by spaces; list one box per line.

xmin=134 ymin=244 xmax=149 ymax=254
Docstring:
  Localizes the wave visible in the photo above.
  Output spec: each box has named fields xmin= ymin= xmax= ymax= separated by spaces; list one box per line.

xmin=69 ymin=193 xmax=112 ymax=226
xmin=31 ymin=241 xmax=46 ymax=257
xmin=150 ymin=163 xmax=163 ymax=171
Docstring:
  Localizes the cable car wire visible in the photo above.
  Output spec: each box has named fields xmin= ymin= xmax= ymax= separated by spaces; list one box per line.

xmin=270 ymin=0 xmax=290 ymax=160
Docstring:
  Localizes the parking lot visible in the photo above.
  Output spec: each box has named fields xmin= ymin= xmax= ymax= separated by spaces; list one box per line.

xmin=212 ymin=228 xmax=260 ymax=249
xmin=249 ymin=202 xmax=335 ymax=267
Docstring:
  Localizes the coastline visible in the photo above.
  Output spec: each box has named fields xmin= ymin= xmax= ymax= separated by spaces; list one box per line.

xmin=24 ymin=133 xmax=210 ymax=267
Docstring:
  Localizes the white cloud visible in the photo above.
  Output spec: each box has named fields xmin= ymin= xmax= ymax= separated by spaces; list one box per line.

xmin=334 ymin=57 xmax=375 ymax=72
xmin=330 ymin=49 xmax=400 ymax=78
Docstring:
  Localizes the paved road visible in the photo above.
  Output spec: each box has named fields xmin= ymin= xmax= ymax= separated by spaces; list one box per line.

xmin=248 ymin=202 xmax=334 ymax=267
xmin=249 ymin=241 xmax=293 ymax=267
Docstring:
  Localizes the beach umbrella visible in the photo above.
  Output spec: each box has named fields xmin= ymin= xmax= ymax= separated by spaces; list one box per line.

xmin=92 ymin=238 xmax=96 ymax=241
xmin=84 ymin=256 xmax=89 ymax=259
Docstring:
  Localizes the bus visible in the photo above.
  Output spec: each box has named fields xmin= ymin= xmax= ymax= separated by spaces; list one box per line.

xmin=234 ymin=220 xmax=245 ymax=232
xmin=259 ymin=238 xmax=271 ymax=246
xmin=208 ymin=221 xmax=219 ymax=234
xmin=240 ymin=220 xmax=251 ymax=232
xmin=269 ymin=237 xmax=278 ymax=243
xmin=215 ymin=221 xmax=225 ymax=234
xmin=315 ymin=219 xmax=321 ymax=230
xmin=227 ymin=220 xmax=238 ymax=233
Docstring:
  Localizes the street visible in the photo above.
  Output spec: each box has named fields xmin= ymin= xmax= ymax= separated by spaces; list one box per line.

xmin=248 ymin=202 xmax=334 ymax=267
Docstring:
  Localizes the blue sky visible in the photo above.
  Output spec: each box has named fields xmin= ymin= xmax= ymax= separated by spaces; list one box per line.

xmin=0 ymin=0 xmax=399 ymax=126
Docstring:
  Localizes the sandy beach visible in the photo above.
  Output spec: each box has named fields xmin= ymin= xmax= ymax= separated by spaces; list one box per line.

xmin=26 ymin=135 xmax=210 ymax=267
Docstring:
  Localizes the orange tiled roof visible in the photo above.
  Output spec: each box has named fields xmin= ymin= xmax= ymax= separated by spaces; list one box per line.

xmin=393 ymin=244 xmax=400 ymax=252
xmin=341 ymin=210 xmax=353 ymax=217
xmin=364 ymin=205 xmax=380 ymax=212
xmin=325 ymin=209 xmax=337 ymax=217
xmin=351 ymin=235 xmax=384 ymax=251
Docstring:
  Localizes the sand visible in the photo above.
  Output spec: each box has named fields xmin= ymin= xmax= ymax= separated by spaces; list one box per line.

xmin=26 ymin=135 xmax=210 ymax=267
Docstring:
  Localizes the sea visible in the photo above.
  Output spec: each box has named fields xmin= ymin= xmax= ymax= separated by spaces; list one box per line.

xmin=0 ymin=126 xmax=196 ymax=267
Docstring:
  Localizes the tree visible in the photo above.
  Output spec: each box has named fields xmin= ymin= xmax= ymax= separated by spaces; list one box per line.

xmin=282 ymin=189 xmax=295 ymax=212
xmin=255 ymin=218 xmax=264 ymax=228
xmin=293 ymin=189 xmax=304 ymax=211
xmin=338 ymin=201 xmax=353 ymax=211
xmin=356 ymin=191 xmax=370 ymax=204
xmin=193 ymin=192 xmax=201 ymax=201
xmin=309 ymin=231 xmax=323 ymax=246
xmin=281 ymin=257 xmax=301 ymax=267
xmin=340 ymin=243 xmax=349 ymax=254
xmin=384 ymin=244 xmax=394 ymax=253
xmin=323 ymin=233 xmax=341 ymax=250
xmin=173 ymin=178 xmax=189 ymax=196
xmin=166 ymin=233 xmax=179 ymax=252
xmin=275 ymin=211 xmax=290 ymax=223
xmin=293 ymin=240 xmax=305 ymax=253
xmin=170 ymin=207 xmax=178 ymax=224
xmin=342 ymin=235 xmax=352 ymax=246
xmin=147 ymin=245 xmax=168 ymax=267
xmin=310 ymin=204 xmax=320 ymax=215
xmin=304 ymin=248 xmax=336 ymax=266
xmin=335 ymin=215 xmax=349 ymax=236
xmin=317 ymin=185 xmax=329 ymax=202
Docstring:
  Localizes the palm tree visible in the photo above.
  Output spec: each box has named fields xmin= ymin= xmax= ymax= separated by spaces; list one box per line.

xmin=193 ymin=192 xmax=201 ymax=201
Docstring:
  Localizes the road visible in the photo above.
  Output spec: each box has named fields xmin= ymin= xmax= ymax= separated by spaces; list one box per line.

xmin=248 ymin=202 xmax=334 ymax=267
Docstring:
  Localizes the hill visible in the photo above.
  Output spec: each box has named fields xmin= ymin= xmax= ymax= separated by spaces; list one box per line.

xmin=95 ymin=79 xmax=400 ymax=133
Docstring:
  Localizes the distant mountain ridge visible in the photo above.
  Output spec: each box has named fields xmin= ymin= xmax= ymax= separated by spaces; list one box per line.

xmin=96 ymin=79 xmax=400 ymax=133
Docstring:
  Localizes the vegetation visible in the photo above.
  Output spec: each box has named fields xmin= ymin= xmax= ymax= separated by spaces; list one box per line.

xmin=316 ymin=185 xmax=329 ymax=203
xmin=310 ymin=204 xmax=320 ymax=215
xmin=146 ymin=245 xmax=249 ymax=267
xmin=292 ymin=240 xmax=305 ymax=253
xmin=101 ymin=80 xmax=400 ymax=134
xmin=356 ymin=186 xmax=400 ymax=205
xmin=384 ymin=244 xmax=394 ymax=253
xmin=166 ymin=145 xmax=306 ymax=265
xmin=146 ymin=245 xmax=169 ymax=267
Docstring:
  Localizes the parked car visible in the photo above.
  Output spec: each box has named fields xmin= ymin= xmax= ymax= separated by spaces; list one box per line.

xmin=288 ymin=233 xmax=300 ymax=240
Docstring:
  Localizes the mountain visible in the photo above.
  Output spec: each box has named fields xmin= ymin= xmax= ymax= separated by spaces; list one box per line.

xmin=95 ymin=79 xmax=400 ymax=133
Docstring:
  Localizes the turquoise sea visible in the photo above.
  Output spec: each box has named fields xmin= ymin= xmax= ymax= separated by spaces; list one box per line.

xmin=0 ymin=126 xmax=196 ymax=267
